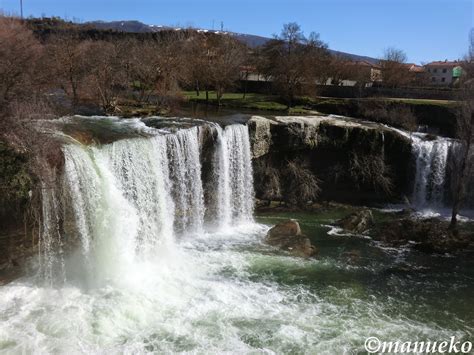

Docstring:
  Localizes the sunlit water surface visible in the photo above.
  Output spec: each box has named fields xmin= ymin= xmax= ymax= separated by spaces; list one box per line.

xmin=1 ymin=212 xmax=473 ymax=354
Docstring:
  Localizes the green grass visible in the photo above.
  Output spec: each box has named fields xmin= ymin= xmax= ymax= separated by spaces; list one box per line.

xmin=381 ymin=98 xmax=458 ymax=107
xmin=182 ymin=91 xmax=459 ymax=116
xmin=302 ymin=95 xmax=457 ymax=107
xmin=183 ymin=91 xmax=294 ymax=112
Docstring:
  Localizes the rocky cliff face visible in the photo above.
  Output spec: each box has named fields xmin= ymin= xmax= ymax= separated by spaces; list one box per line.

xmin=248 ymin=115 xmax=413 ymax=205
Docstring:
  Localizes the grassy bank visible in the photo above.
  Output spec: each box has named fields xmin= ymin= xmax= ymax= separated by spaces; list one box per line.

xmin=184 ymin=91 xmax=459 ymax=136
xmin=183 ymin=91 xmax=316 ymax=114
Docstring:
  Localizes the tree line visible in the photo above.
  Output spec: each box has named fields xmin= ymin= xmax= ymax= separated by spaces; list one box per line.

xmin=1 ymin=16 xmax=436 ymax=117
xmin=1 ymin=15 xmax=473 ymax=230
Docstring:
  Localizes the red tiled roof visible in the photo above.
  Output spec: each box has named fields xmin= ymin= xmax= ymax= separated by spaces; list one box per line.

xmin=425 ymin=60 xmax=462 ymax=67
xmin=410 ymin=66 xmax=425 ymax=73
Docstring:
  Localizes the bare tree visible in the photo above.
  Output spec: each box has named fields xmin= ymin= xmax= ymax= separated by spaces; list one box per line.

xmin=182 ymin=32 xmax=248 ymax=104
xmin=47 ymin=35 xmax=92 ymax=108
xmin=327 ymin=55 xmax=353 ymax=86
xmin=379 ymin=47 xmax=414 ymax=87
xmin=259 ymin=23 xmax=328 ymax=107
xmin=0 ymin=16 xmax=43 ymax=105
xmin=463 ymin=29 xmax=474 ymax=79
xmin=470 ymin=29 xmax=474 ymax=58
xmin=182 ymin=33 xmax=211 ymax=98
xmin=449 ymin=32 xmax=474 ymax=230
xmin=127 ymin=33 xmax=186 ymax=106
xmin=207 ymin=35 xmax=247 ymax=105
xmin=83 ymin=40 xmax=128 ymax=113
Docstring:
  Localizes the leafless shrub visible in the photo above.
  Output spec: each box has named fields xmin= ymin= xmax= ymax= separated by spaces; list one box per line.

xmin=283 ymin=159 xmax=321 ymax=207
xmin=253 ymin=159 xmax=282 ymax=202
xmin=0 ymin=16 xmax=44 ymax=105
xmin=379 ymin=47 xmax=414 ymax=87
xmin=348 ymin=151 xmax=394 ymax=195
xmin=46 ymin=35 xmax=93 ymax=108
xmin=360 ymin=104 xmax=417 ymax=131
xmin=258 ymin=22 xmax=329 ymax=107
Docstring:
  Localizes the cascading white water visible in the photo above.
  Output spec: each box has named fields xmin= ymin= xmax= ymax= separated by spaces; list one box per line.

xmin=38 ymin=122 xmax=254 ymax=282
xmin=3 ymin=118 xmax=471 ymax=354
xmin=166 ymin=127 xmax=205 ymax=233
xmin=39 ymin=180 xmax=66 ymax=285
xmin=412 ymin=135 xmax=453 ymax=208
xmin=214 ymin=124 xmax=255 ymax=227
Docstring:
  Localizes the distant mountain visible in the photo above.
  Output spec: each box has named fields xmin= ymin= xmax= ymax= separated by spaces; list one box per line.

xmin=85 ymin=20 xmax=172 ymax=32
xmin=84 ymin=20 xmax=379 ymax=64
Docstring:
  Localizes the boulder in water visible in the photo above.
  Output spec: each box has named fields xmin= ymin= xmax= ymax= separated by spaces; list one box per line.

xmin=336 ymin=209 xmax=374 ymax=234
xmin=373 ymin=217 xmax=473 ymax=254
xmin=265 ymin=220 xmax=317 ymax=258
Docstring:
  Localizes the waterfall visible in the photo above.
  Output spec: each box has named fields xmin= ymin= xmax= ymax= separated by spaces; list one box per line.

xmin=38 ymin=122 xmax=255 ymax=282
xmin=214 ymin=124 xmax=255 ymax=227
xmin=412 ymin=135 xmax=453 ymax=208
xmin=39 ymin=180 xmax=65 ymax=285
xmin=166 ymin=127 xmax=205 ymax=233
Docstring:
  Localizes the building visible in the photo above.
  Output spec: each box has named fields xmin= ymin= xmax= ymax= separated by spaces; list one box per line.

xmin=404 ymin=63 xmax=427 ymax=85
xmin=352 ymin=60 xmax=382 ymax=84
xmin=424 ymin=60 xmax=463 ymax=86
xmin=328 ymin=60 xmax=382 ymax=87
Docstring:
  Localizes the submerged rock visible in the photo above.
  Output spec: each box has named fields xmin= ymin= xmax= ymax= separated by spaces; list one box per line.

xmin=373 ymin=218 xmax=473 ymax=254
xmin=335 ymin=209 xmax=374 ymax=234
xmin=265 ymin=220 xmax=317 ymax=258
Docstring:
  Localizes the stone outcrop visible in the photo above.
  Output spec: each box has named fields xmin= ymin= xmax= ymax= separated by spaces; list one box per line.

xmin=248 ymin=115 xmax=413 ymax=206
xmin=335 ymin=209 xmax=375 ymax=234
xmin=372 ymin=218 xmax=473 ymax=254
xmin=265 ymin=219 xmax=317 ymax=258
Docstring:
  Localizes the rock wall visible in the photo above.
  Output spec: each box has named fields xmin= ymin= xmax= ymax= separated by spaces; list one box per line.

xmin=248 ymin=115 xmax=413 ymax=205
xmin=0 ymin=142 xmax=36 ymax=276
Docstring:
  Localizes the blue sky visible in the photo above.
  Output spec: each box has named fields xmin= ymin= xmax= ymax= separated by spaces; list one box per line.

xmin=1 ymin=0 xmax=472 ymax=63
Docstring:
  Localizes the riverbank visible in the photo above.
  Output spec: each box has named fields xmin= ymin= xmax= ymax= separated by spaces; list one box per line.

xmin=183 ymin=91 xmax=460 ymax=136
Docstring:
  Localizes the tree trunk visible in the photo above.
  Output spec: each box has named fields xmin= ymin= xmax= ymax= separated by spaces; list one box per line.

xmin=450 ymin=141 xmax=471 ymax=230
xmin=71 ymin=84 xmax=78 ymax=110
xmin=205 ymin=89 xmax=209 ymax=103
xmin=217 ymin=88 xmax=222 ymax=106
xmin=242 ymin=73 xmax=248 ymax=99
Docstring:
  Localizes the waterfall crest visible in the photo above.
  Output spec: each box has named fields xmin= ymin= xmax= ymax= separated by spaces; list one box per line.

xmin=39 ymin=122 xmax=254 ymax=283
xmin=214 ymin=124 xmax=255 ymax=227
xmin=411 ymin=135 xmax=454 ymax=208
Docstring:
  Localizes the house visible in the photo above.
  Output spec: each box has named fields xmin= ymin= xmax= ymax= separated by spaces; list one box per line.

xmin=329 ymin=60 xmax=382 ymax=87
xmin=424 ymin=60 xmax=463 ymax=86
xmin=405 ymin=63 xmax=427 ymax=85
xmin=354 ymin=60 xmax=382 ymax=83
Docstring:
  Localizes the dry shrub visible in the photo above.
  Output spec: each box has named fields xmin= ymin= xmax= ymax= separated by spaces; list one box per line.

xmin=253 ymin=159 xmax=282 ymax=202
xmin=283 ymin=159 xmax=321 ymax=207
xmin=349 ymin=151 xmax=393 ymax=195
xmin=360 ymin=103 xmax=417 ymax=131
xmin=0 ymin=16 xmax=44 ymax=104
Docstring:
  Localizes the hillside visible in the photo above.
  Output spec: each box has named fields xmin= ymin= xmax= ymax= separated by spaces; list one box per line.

xmin=85 ymin=20 xmax=379 ymax=63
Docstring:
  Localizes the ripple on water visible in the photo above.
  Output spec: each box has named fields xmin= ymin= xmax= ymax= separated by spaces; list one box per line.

xmin=0 ymin=224 xmax=471 ymax=354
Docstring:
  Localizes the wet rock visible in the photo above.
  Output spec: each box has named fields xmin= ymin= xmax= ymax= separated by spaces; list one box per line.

xmin=249 ymin=115 xmax=413 ymax=206
xmin=247 ymin=116 xmax=274 ymax=158
xmin=373 ymin=218 xmax=473 ymax=254
xmin=265 ymin=219 xmax=317 ymax=258
xmin=336 ymin=209 xmax=374 ymax=234
xmin=394 ymin=207 xmax=415 ymax=217
xmin=341 ymin=249 xmax=362 ymax=264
